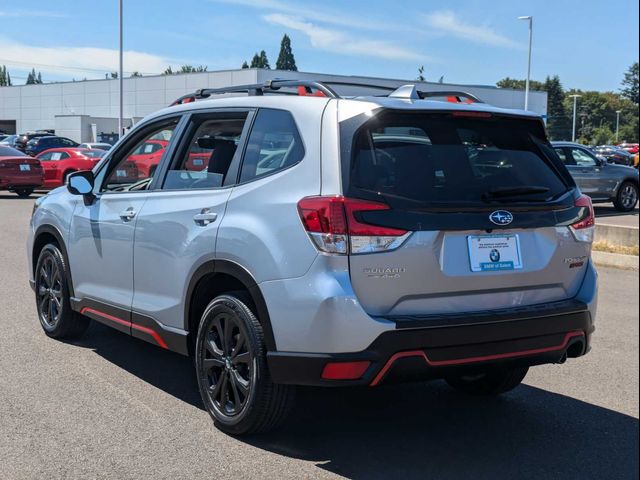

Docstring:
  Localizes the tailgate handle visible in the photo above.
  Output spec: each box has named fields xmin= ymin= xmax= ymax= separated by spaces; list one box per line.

xmin=193 ymin=209 xmax=217 ymax=226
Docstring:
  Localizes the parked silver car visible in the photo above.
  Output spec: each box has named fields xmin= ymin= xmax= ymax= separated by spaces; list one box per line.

xmin=552 ymin=142 xmax=639 ymax=212
xmin=28 ymin=80 xmax=598 ymax=435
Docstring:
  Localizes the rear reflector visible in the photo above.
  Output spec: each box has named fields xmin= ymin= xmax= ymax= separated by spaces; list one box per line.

xmin=297 ymin=196 xmax=410 ymax=254
xmin=321 ymin=361 xmax=371 ymax=380
xmin=569 ymin=194 xmax=595 ymax=243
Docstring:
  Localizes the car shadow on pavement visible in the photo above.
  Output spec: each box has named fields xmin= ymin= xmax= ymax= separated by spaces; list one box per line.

xmin=594 ymin=205 xmax=639 ymax=218
xmin=73 ymin=323 xmax=638 ymax=480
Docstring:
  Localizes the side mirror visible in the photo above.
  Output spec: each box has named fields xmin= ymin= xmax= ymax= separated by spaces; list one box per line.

xmin=67 ymin=170 xmax=95 ymax=204
xmin=597 ymin=157 xmax=607 ymax=167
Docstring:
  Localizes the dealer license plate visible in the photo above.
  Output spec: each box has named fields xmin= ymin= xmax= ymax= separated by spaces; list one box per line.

xmin=467 ymin=234 xmax=523 ymax=272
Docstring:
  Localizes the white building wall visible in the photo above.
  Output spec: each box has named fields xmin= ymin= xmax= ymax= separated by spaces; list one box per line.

xmin=0 ymin=69 xmax=546 ymax=135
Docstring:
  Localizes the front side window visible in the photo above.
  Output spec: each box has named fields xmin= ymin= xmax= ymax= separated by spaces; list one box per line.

xmin=571 ymin=148 xmax=597 ymax=167
xmin=163 ymin=114 xmax=248 ymax=190
xmin=101 ymin=120 xmax=177 ymax=192
xmin=239 ymin=109 xmax=304 ymax=183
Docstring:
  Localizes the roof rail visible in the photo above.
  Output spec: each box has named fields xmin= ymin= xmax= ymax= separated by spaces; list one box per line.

xmin=170 ymin=80 xmax=340 ymax=106
xmin=169 ymin=80 xmax=484 ymax=106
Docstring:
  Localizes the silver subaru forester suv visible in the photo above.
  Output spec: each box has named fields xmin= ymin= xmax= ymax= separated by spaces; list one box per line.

xmin=28 ymin=80 xmax=598 ymax=435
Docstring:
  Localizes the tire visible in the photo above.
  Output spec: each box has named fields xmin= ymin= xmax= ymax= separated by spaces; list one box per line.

xmin=613 ymin=181 xmax=638 ymax=212
xmin=15 ymin=188 xmax=34 ymax=198
xmin=34 ymin=244 xmax=90 ymax=339
xmin=195 ymin=292 xmax=295 ymax=435
xmin=445 ymin=366 xmax=529 ymax=396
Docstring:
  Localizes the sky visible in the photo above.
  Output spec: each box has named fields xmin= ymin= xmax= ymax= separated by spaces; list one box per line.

xmin=0 ymin=0 xmax=638 ymax=91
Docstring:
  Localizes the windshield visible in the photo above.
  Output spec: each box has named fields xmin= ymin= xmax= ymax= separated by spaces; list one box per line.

xmin=347 ymin=111 xmax=569 ymax=208
xmin=0 ymin=146 xmax=26 ymax=157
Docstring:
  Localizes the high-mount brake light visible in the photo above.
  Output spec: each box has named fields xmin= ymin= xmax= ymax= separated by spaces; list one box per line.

xmin=569 ymin=194 xmax=595 ymax=243
xmin=297 ymin=196 xmax=410 ymax=255
xmin=451 ymin=111 xmax=492 ymax=118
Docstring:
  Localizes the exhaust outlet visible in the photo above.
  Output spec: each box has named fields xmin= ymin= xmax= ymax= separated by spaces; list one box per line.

xmin=556 ymin=352 xmax=568 ymax=364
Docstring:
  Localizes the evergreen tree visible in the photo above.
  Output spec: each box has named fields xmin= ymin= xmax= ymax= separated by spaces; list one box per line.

xmin=250 ymin=53 xmax=261 ymax=68
xmin=496 ymin=77 xmax=545 ymax=91
xmin=258 ymin=50 xmax=270 ymax=69
xmin=26 ymin=68 xmax=36 ymax=85
xmin=620 ymin=62 xmax=639 ymax=104
xmin=37 ymin=72 xmax=43 ymax=84
xmin=130 ymin=71 xmax=142 ymax=77
xmin=241 ymin=61 xmax=249 ymax=69
xmin=110 ymin=71 xmax=118 ymax=79
xmin=276 ymin=34 xmax=297 ymax=71
xmin=416 ymin=65 xmax=425 ymax=82
xmin=544 ymin=75 xmax=571 ymax=140
xmin=0 ymin=65 xmax=10 ymax=86
xmin=162 ymin=66 xmax=174 ymax=75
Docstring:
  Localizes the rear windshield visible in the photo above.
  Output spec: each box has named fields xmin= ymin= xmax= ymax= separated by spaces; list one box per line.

xmin=347 ymin=111 xmax=569 ymax=208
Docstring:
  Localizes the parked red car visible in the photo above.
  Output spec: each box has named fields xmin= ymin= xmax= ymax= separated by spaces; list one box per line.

xmin=619 ymin=143 xmax=639 ymax=155
xmin=0 ymin=146 xmax=44 ymax=197
xmin=123 ymin=139 xmax=168 ymax=179
xmin=36 ymin=148 xmax=103 ymax=189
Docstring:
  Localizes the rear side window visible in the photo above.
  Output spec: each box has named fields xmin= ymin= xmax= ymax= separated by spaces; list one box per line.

xmin=348 ymin=112 xmax=568 ymax=207
xmin=239 ymin=109 xmax=304 ymax=183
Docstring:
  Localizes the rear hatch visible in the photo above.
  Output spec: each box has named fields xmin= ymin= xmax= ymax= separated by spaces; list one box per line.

xmin=340 ymin=110 xmax=593 ymax=317
xmin=0 ymin=156 xmax=44 ymax=185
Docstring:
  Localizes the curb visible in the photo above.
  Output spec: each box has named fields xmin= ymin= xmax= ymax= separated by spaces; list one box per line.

xmin=592 ymin=251 xmax=639 ymax=271
xmin=595 ymin=224 xmax=639 ymax=248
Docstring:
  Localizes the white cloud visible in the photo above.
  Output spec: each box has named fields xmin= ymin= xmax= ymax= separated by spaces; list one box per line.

xmin=0 ymin=39 xmax=171 ymax=77
xmin=210 ymin=0 xmax=391 ymax=31
xmin=424 ymin=11 xmax=521 ymax=49
xmin=264 ymin=14 xmax=425 ymax=61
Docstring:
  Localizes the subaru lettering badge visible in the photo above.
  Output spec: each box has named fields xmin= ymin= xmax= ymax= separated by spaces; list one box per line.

xmin=489 ymin=210 xmax=513 ymax=226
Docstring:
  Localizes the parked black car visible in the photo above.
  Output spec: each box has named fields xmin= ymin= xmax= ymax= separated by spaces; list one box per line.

xmin=592 ymin=145 xmax=635 ymax=166
xmin=553 ymin=142 xmax=639 ymax=212
xmin=24 ymin=136 xmax=79 ymax=157
xmin=15 ymin=132 xmax=53 ymax=152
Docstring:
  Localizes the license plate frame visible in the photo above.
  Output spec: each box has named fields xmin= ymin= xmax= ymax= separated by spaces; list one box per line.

xmin=19 ymin=164 xmax=31 ymax=171
xmin=467 ymin=234 xmax=523 ymax=272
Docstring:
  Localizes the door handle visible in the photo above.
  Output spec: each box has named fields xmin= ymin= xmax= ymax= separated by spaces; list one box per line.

xmin=119 ymin=207 xmax=137 ymax=221
xmin=193 ymin=209 xmax=218 ymax=226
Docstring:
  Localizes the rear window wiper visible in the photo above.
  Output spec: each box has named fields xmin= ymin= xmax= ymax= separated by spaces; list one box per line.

xmin=481 ymin=186 xmax=550 ymax=201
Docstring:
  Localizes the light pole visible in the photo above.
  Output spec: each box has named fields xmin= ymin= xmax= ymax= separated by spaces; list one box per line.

xmin=118 ymin=0 xmax=124 ymax=138
xmin=569 ymin=94 xmax=582 ymax=142
xmin=518 ymin=16 xmax=533 ymax=110
xmin=615 ymin=110 xmax=622 ymax=143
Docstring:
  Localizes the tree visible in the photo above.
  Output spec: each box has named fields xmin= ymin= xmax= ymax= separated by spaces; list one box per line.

xmin=620 ymin=62 xmax=639 ymax=104
xmin=416 ymin=65 xmax=425 ymax=82
xmin=25 ymin=68 xmax=43 ymax=85
xmin=162 ymin=66 xmax=174 ymax=75
xmin=241 ymin=61 xmax=249 ymax=69
xmin=130 ymin=71 xmax=142 ymax=77
xmin=544 ymin=75 xmax=571 ymax=140
xmin=110 ymin=71 xmax=118 ymax=79
xmin=0 ymin=65 xmax=12 ymax=86
xmin=276 ymin=34 xmax=297 ymax=71
xmin=591 ymin=125 xmax=614 ymax=145
xmin=259 ymin=50 xmax=270 ymax=69
xmin=179 ymin=65 xmax=207 ymax=73
xmin=496 ymin=77 xmax=545 ymax=91
xmin=250 ymin=51 xmax=270 ymax=69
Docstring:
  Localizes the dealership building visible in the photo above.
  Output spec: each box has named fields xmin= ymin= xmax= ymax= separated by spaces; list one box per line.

xmin=0 ymin=68 xmax=547 ymax=143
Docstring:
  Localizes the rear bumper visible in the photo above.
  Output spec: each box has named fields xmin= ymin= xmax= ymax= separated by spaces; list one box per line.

xmin=267 ymin=299 xmax=594 ymax=387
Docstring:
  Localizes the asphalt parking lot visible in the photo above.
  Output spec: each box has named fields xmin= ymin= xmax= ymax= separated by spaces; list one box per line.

xmin=595 ymin=203 xmax=639 ymax=228
xmin=0 ymin=193 xmax=638 ymax=480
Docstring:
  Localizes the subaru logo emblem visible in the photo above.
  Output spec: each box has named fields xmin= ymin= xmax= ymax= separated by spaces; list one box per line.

xmin=489 ymin=210 xmax=513 ymax=226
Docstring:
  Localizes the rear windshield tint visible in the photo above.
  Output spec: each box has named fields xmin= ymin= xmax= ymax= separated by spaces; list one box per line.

xmin=347 ymin=112 xmax=569 ymax=208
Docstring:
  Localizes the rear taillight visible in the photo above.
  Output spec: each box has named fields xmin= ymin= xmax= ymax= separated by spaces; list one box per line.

xmin=569 ymin=194 xmax=595 ymax=243
xmin=297 ymin=196 xmax=410 ymax=255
